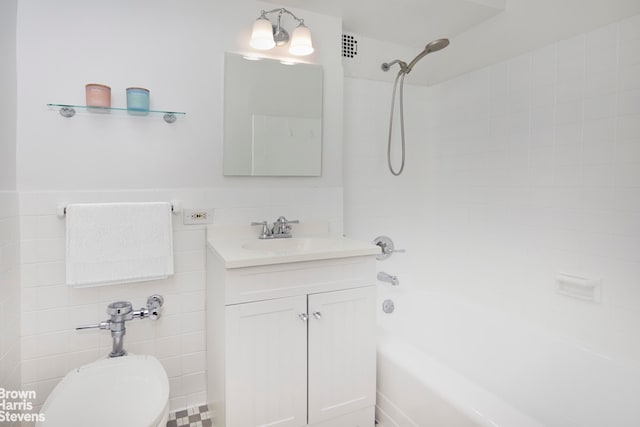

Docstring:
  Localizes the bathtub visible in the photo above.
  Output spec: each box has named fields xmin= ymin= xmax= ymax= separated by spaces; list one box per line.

xmin=375 ymin=291 xmax=640 ymax=427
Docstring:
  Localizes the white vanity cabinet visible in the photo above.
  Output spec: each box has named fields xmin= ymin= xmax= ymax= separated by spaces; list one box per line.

xmin=225 ymin=295 xmax=308 ymax=427
xmin=206 ymin=225 xmax=379 ymax=427
xmin=307 ymin=287 xmax=377 ymax=424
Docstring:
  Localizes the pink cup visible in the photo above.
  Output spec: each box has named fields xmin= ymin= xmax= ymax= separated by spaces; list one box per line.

xmin=85 ymin=83 xmax=111 ymax=108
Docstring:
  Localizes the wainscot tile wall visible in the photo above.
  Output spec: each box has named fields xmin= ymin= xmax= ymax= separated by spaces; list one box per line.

xmin=0 ymin=192 xmax=21 ymax=399
xmin=18 ymin=187 xmax=343 ymax=415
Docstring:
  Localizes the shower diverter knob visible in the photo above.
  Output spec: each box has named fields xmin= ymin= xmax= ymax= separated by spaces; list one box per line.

xmin=373 ymin=235 xmax=406 ymax=260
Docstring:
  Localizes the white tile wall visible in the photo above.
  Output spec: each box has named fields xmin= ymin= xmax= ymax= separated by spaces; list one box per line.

xmin=0 ymin=192 xmax=21 ymax=395
xmin=344 ymin=13 xmax=640 ymax=372
xmin=19 ymin=187 xmax=342 ymax=412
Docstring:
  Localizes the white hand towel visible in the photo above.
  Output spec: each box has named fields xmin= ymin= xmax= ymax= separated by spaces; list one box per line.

xmin=65 ymin=202 xmax=174 ymax=288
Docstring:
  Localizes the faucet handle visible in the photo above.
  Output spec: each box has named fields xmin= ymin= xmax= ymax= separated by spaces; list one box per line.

xmin=283 ymin=219 xmax=299 ymax=233
xmin=251 ymin=221 xmax=272 ymax=239
xmin=373 ymin=235 xmax=406 ymax=260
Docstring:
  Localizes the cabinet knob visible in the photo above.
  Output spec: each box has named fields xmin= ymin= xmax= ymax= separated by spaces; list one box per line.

xmin=312 ymin=311 xmax=322 ymax=319
xmin=298 ymin=313 xmax=309 ymax=321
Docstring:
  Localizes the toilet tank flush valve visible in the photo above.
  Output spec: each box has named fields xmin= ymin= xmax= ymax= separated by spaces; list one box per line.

xmin=76 ymin=294 xmax=165 ymax=358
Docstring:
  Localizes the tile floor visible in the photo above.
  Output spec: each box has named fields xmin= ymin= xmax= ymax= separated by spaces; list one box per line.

xmin=167 ymin=405 xmax=381 ymax=426
xmin=167 ymin=405 xmax=213 ymax=427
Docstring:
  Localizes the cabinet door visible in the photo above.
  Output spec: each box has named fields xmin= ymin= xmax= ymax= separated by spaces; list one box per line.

xmin=226 ymin=295 xmax=308 ymax=427
xmin=307 ymin=286 xmax=376 ymax=424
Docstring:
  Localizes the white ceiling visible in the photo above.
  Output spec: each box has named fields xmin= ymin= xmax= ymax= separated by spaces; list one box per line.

xmin=268 ymin=0 xmax=506 ymax=49
xmin=263 ymin=0 xmax=640 ymax=84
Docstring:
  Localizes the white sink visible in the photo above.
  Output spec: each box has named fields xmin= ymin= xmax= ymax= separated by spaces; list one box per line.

xmin=207 ymin=223 xmax=380 ymax=268
xmin=242 ymin=237 xmax=341 ymax=253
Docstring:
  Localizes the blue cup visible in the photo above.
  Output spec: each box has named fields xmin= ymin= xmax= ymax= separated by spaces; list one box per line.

xmin=126 ymin=87 xmax=150 ymax=115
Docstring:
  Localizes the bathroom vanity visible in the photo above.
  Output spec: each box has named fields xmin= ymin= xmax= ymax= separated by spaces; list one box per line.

xmin=205 ymin=223 xmax=379 ymax=427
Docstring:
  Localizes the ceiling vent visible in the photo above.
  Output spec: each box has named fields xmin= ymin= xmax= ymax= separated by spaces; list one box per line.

xmin=342 ymin=34 xmax=358 ymax=59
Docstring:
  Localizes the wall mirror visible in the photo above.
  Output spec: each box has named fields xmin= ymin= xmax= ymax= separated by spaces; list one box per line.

xmin=223 ymin=52 xmax=323 ymax=176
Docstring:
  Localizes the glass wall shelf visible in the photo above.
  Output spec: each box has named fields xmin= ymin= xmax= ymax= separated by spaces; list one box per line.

xmin=47 ymin=103 xmax=186 ymax=123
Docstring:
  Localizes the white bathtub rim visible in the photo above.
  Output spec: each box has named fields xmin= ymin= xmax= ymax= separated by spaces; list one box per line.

xmin=375 ymin=390 xmax=418 ymax=427
xmin=377 ymin=328 xmax=545 ymax=427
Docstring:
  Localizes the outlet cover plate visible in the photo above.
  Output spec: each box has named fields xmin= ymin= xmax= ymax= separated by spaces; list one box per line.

xmin=183 ymin=208 xmax=214 ymax=225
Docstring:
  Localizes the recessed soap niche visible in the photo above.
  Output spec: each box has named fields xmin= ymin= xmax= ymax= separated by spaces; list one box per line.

xmin=556 ymin=273 xmax=602 ymax=303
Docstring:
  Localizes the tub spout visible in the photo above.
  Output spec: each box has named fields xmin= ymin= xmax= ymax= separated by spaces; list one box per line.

xmin=378 ymin=271 xmax=399 ymax=286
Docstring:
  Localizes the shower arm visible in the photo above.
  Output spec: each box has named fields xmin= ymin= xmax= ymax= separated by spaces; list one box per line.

xmin=381 ymin=59 xmax=408 ymax=73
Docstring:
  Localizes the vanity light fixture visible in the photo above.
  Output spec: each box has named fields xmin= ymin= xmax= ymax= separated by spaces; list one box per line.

xmin=250 ymin=8 xmax=314 ymax=56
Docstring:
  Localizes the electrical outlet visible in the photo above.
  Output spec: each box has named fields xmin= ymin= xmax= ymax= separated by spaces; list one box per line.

xmin=183 ymin=208 xmax=214 ymax=225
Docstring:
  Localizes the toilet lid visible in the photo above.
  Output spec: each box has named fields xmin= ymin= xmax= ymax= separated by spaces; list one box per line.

xmin=38 ymin=355 xmax=169 ymax=427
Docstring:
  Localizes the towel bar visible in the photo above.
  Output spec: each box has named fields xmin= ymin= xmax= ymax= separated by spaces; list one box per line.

xmin=57 ymin=201 xmax=182 ymax=218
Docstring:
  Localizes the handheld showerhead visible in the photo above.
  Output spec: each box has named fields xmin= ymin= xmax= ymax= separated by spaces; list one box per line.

xmin=406 ymin=38 xmax=449 ymax=72
xmin=425 ymin=38 xmax=450 ymax=54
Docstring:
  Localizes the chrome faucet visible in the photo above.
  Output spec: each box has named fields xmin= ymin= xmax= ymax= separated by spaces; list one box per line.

xmin=272 ymin=216 xmax=298 ymax=237
xmin=251 ymin=216 xmax=299 ymax=239
xmin=76 ymin=295 xmax=164 ymax=357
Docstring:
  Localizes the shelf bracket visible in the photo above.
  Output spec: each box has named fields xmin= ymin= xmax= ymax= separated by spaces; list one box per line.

xmin=59 ymin=107 xmax=76 ymax=118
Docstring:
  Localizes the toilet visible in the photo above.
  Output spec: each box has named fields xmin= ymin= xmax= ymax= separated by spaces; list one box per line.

xmin=37 ymin=354 xmax=169 ymax=427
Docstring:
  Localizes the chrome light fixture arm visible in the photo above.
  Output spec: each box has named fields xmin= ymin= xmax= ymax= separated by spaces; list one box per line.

xmin=261 ymin=8 xmax=305 ymax=26
xmin=260 ymin=8 xmax=305 ymax=47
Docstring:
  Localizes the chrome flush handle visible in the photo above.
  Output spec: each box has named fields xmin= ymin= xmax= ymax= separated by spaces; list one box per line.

xmin=76 ymin=321 xmax=111 ymax=331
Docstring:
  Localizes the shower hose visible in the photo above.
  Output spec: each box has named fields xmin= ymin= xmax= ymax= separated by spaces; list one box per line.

xmin=387 ymin=70 xmax=407 ymax=176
